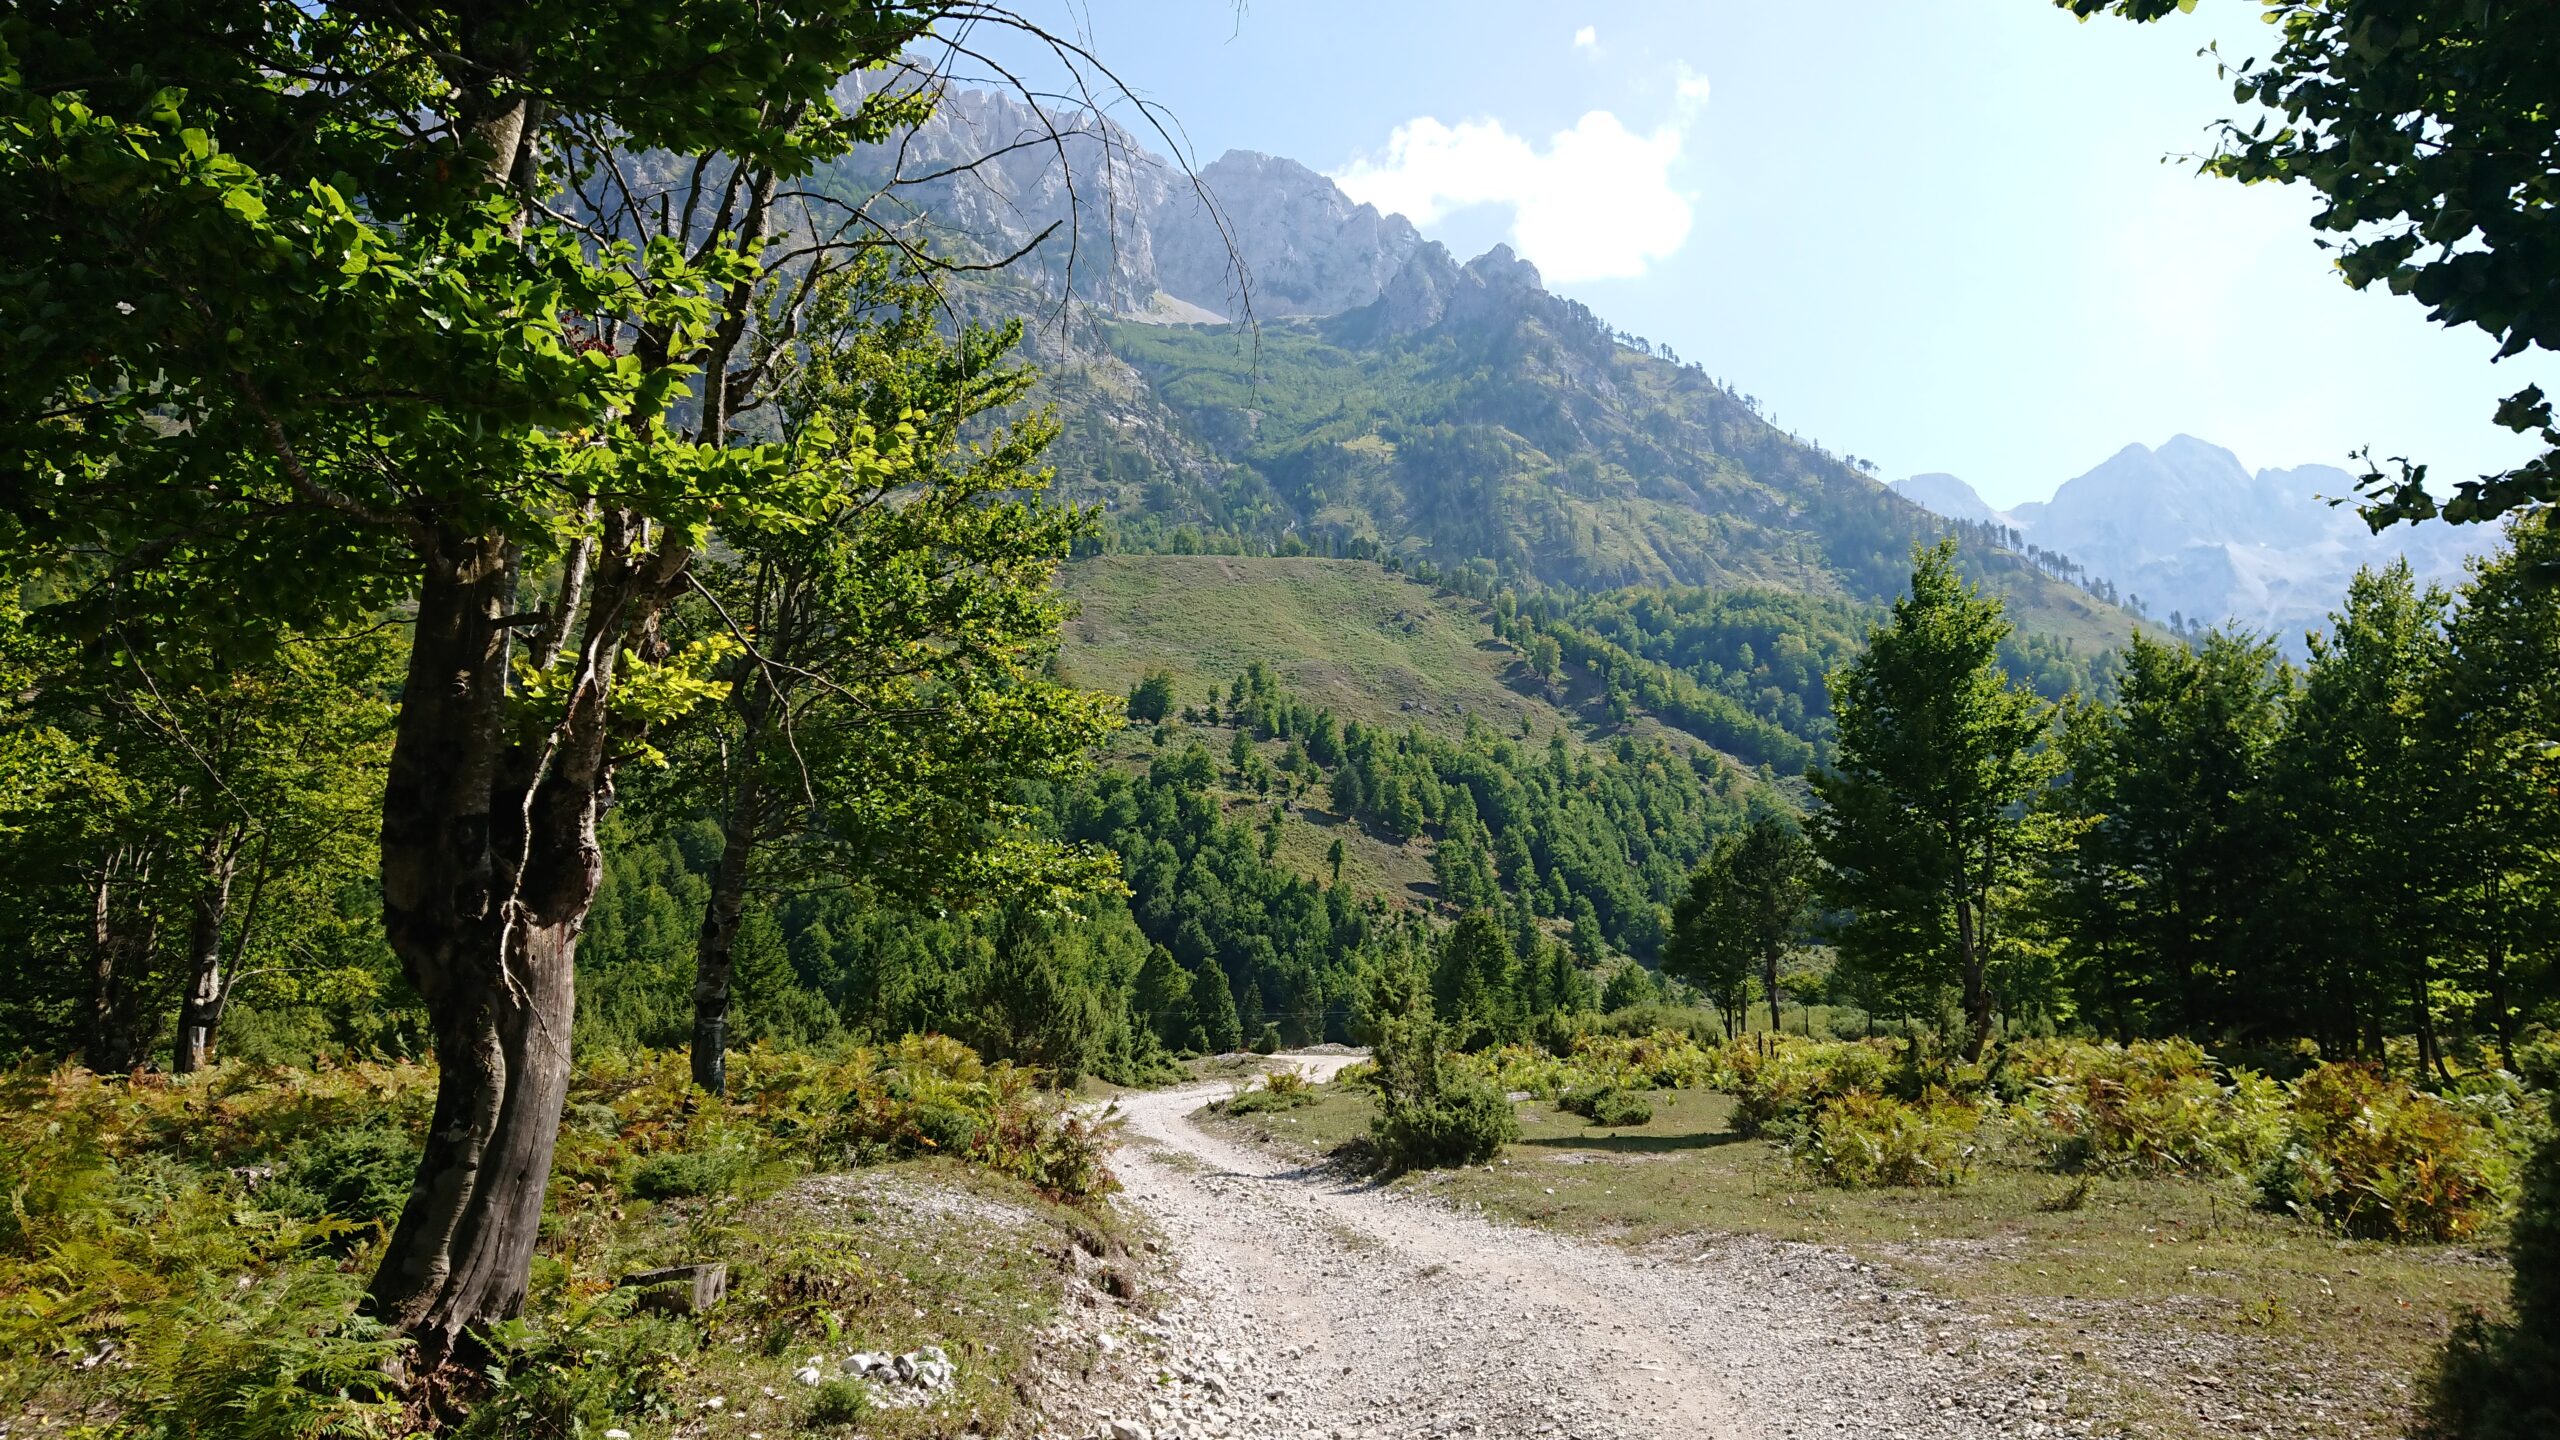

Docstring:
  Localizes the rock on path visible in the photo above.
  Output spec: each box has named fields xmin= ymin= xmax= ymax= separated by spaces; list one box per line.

xmin=1071 ymin=1053 xmax=2095 ymax=1440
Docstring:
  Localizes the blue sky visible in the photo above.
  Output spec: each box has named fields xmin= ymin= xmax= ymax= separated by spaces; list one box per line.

xmin=977 ymin=1 xmax=2550 ymax=509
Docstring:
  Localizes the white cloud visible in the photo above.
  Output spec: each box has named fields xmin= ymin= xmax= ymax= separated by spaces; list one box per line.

xmin=1331 ymin=72 xmax=1708 ymax=284
xmin=1573 ymin=25 xmax=1598 ymax=51
xmin=1674 ymin=61 xmax=1710 ymax=111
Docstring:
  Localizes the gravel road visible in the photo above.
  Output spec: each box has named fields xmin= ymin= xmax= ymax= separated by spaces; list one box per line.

xmin=1063 ymin=1053 xmax=2104 ymax=1440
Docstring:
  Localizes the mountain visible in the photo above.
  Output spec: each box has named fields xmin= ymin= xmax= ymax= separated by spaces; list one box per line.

xmin=823 ymin=77 xmax=1421 ymax=320
xmin=814 ymin=83 xmax=2143 ymax=664
xmin=1894 ymin=437 xmax=2495 ymax=643
xmin=1891 ymin=473 xmax=2012 ymax=528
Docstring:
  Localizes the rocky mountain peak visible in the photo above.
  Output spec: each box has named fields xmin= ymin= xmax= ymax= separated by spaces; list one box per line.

xmin=1147 ymin=149 xmax=1425 ymax=320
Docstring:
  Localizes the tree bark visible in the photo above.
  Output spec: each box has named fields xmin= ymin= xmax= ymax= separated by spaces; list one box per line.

xmin=365 ymin=522 xmax=664 ymax=1369
xmin=173 ymin=830 xmax=243 ymax=1074
xmin=689 ymin=756 xmax=764 ymax=1097
xmin=88 ymin=846 xmax=159 ymax=1073
xmin=1955 ymin=895 xmax=1991 ymax=1062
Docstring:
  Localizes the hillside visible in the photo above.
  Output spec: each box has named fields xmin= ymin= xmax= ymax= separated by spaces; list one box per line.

xmin=804 ymin=85 xmax=2146 ymax=655
xmin=1057 ymin=555 xmax=1562 ymax=742
xmin=1050 ymin=247 xmax=2140 ymax=659
xmin=1052 ymin=554 xmax=1761 ymax=911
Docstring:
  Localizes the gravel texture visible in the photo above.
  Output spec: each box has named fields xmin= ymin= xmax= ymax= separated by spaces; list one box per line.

xmin=1054 ymin=1055 xmax=2119 ymax=1440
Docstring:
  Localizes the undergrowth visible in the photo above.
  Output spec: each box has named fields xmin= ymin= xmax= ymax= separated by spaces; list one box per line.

xmin=0 ymin=1036 xmax=1114 ymax=1436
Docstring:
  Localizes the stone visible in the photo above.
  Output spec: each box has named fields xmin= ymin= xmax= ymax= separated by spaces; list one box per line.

xmin=618 ymin=1262 xmax=727 ymax=1316
xmin=1109 ymin=1420 xmax=1152 ymax=1440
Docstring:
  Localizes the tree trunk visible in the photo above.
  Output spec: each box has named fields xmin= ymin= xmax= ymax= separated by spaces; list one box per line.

xmin=366 ymin=523 xmax=655 ymax=1370
xmin=1763 ymin=947 xmax=1782 ymax=1036
xmin=88 ymin=846 xmax=158 ymax=1073
xmin=2484 ymin=881 xmax=2516 ymax=1072
xmin=1955 ymin=897 xmax=1992 ymax=1061
xmin=173 ymin=832 xmax=242 ymax=1074
xmin=689 ymin=761 xmax=763 ymax=1097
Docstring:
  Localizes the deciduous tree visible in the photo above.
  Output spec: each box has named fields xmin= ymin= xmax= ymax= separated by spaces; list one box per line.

xmin=1812 ymin=542 xmax=2058 ymax=1057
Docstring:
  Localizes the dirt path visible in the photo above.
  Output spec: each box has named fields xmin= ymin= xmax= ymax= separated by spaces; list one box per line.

xmin=1074 ymin=1054 xmax=2079 ymax=1440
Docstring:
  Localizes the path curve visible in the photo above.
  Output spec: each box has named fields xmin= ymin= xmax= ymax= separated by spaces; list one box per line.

xmin=1087 ymin=1053 xmax=2066 ymax=1440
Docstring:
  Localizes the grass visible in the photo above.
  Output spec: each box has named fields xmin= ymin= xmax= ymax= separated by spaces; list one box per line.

xmin=1206 ymin=1079 xmax=2513 ymax=1440
xmin=1055 ymin=555 xmax=1564 ymax=742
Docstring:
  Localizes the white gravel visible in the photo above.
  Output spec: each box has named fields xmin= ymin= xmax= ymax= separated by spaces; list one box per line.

xmin=1056 ymin=1054 xmax=2116 ymax=1440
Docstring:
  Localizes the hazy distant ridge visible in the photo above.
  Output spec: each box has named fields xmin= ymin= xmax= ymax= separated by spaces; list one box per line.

xmin=1892 ymin=438 xmax=2493 ymax=642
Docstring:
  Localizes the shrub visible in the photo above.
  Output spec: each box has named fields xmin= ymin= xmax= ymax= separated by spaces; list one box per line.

xmin=1469 ymin=1030 xmax=1731 ymax=1102
xmin=2013 ymin=1039 xmax=2288 ymax=1177
xmin=1559 ymin=1084 xmax=1654 ymax=1127
xmin=628 ymin=1148 xmax=750 ymax=1200
xmin=1250 ymin=1023 xmax=1282 ymax=1055
xmin=805 ymin=1377 xmax=871 ymax=1428
xmin=2262 ymin=1063 xmax=2520 ymax=1242
xmin=1224 ymin=1069 xmax=1320 ymax=1116
xmin=1370 ymin=1010 xmax=1519 ymax=1172
xmin=1728 ymin=1037 xmax=1894 ymax=1139
xmin=1796 ymin=1090 xmax=1978 ymax=1188
xmin=2415 ymin=1128 xmax=2560 ymax=1439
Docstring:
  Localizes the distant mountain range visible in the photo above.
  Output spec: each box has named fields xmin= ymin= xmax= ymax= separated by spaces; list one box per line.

xmin=1890 ymin=441 xmax=2495 ymax=645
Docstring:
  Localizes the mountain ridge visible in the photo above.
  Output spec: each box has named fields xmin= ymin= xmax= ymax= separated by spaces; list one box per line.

xmin=1892 ymin=439 xmax=2494 ymax=641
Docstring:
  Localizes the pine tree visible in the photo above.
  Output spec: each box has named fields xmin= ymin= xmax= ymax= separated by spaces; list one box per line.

xmin=1191 ymin=960 xmax=1244 ymax=1055
xmin=1432 ymin=909 xmax=1518 ymax=1048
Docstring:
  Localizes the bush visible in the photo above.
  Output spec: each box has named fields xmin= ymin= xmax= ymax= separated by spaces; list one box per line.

xmin=1224 ymin=1068 xmax=1320 ymax=1116
xmin=628 ymin=1147 xmax=751 ymax=1200
xmin=1796 ymin=1090 xmax=1978 ymax=1188
xmin=2262 ymin=1063 xmax=2521 ymax=1242
xmin=805 ymin=1377 xmax=871 ymax=1428
xmin=1559 ymin=1084 xmax=1654 ymax=1127
xmin=1250 ymin=1023 xmax=1283 ymax=1055
xmin=1728 ymin=1037 xmax=1894 ymax=1139
xmin=2013 ymin=1038 xmax=2288 ymax=1177
xmin=1469 ymin=1030 xmax=1732 ymax=1101
xmin=1370 ymin=1010 xmax=1519 ymax=1172
xmin=2416 ymin=1128 xmax=2560 ymax=1439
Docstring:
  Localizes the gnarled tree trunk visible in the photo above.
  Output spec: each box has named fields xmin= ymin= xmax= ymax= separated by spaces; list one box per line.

xmin=367 ymin=521 xmax=674 ymax=1369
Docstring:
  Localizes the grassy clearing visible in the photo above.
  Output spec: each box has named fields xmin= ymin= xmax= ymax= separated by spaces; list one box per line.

xmin=1055 ymin=555 xmax=1545 ymax=741
xmin=1206 ymin=1080 xmax=2512 ymax=1440
xmin=1057 ymin=554 xmax=1711 ymax=760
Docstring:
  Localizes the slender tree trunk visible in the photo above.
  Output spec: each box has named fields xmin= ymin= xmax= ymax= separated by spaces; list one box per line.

xmin=88 ymin=846 xmax=158 ymax=1072
xmin=2483 ymin=881 xmax=2516 ymax=1072
xmin=1955 ymin=896 xmax=1992 ymax=1061
xmin=689 ymin=758 xmax=764 ymax=1097
xmin=1764 ymin=947 xmax=1782 ymax=1036
xmin=173 ymin=831 xmax=243 ymax=1074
